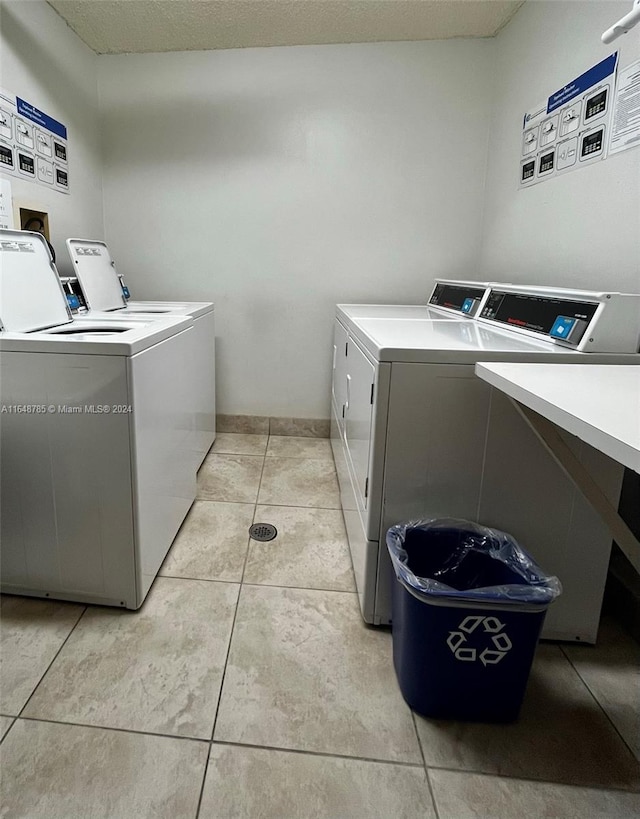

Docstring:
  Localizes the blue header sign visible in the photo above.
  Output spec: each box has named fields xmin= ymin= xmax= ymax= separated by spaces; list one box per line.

xmin=16 ymin=97 xmax=67 ymax=140
xmin=547 ymin=53 xmax=618 ymax=114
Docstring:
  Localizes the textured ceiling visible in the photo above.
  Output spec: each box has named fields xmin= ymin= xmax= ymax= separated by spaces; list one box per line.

xmin=47 ymin=0 xmax=525 ymax=55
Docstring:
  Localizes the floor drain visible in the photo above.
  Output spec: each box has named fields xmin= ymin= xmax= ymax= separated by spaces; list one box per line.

xmin=249 ymin=523 xmax=278 ymax=542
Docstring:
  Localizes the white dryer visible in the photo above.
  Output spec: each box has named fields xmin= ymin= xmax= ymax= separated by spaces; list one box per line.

xmin=65 ymin=237 xmax=215 ymax=468
xmin=331 ymin=284 xmax=640 ymax=642
xmin=0 ymin=229 xmax=196 ymax=608
xmin=337 ymin=279 xmax=493 ymax=325
xmin=333 ymin=281 xmax=494 ymax=434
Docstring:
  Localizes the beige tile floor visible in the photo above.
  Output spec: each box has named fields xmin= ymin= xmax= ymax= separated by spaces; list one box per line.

xmin=1 ymin=433 xmax=639 ymax=818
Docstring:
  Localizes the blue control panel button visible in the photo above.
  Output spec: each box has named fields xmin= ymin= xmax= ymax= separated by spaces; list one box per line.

xmin=66 ymin=294 xmax=80 ymax=310
xmin=461 ymin=298 xmax=475 ymax=314
xmin=550 ymin=316 xmax=577 ymax=340
xmin=122 ymin=286 xmax=130 ymax=299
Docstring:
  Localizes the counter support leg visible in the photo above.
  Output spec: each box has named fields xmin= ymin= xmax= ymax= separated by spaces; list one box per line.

xmin=511 ymin=400 xmax=640 ymax=575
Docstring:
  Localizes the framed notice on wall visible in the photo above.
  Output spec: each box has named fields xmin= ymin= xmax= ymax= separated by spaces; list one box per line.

xmin=608 ymin=58 xmax=640 ymax=156
xmin=0 ymin=88 xmax=69 ymax=194
xmin=520 ymin=53 xmax=618 ymax=189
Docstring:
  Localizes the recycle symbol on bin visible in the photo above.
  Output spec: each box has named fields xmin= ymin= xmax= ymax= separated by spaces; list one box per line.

xmin=447 ymin=615 xmax=512 ymax=666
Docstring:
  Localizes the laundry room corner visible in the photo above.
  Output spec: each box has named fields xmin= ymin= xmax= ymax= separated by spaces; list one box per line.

xmin=478 ymin=0 xmax=640 ymax=291
xmin=96 ymin=38 xmax=495 ymax=419
xmin=0 ymin=0 xmax=104 ymax=267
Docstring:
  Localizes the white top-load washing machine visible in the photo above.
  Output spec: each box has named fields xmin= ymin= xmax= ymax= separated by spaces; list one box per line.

xmin=0 ymin=229 xmax=197 ymax=608
xmin=331 ymin=283 xmax=640 ymax=643
xmin=65 ymin=238 xmax=215 ymax=468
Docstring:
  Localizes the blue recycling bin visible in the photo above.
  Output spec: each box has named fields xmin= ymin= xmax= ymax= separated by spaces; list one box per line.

xmin=386 ymin=519 xmax=562 ymax=723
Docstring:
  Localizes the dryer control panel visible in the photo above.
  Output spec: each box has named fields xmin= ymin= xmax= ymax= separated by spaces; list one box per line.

xmin=480 ymin=291 xmax=597 ymax=344
xmin=477 ymin=286 xmax=640 ymax=353
xmin=428 ymin=281 xmax=489 ymax=317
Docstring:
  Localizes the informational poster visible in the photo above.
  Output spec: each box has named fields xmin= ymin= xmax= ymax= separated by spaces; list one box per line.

xmin=0 ymin=88 xmax=69 ymax=194
xmin=0 ymin=178 xmax=14 ymax=228
xmin=608 ymin=59 xmax=640 ymax=156
xmin=520 ymin=53 xmax=618 ymax=188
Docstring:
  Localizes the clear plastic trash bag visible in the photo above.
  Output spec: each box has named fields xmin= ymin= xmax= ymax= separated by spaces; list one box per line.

xmin=386 ymin=518 xmax=562 ymax=607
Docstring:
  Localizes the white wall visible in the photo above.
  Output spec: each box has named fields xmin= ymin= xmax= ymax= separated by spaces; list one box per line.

xmin=480 ymin=1 xmax=640 ymax=291
xmin=0 ymin=0 xmax=104 ymax=275
xmin=98 ymin=41 xmax=494 ymax=417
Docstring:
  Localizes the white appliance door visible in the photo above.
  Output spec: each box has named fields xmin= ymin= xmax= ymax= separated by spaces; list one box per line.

xmin=344 ymin=338 xmax=375 ymax=508
xmin=0 ymin=229 xmax=71 ymax=332
xmin=67 ymin=239 xmax=126 ymax=311
xmin=332 ymin=319 xmax=348 ymax=430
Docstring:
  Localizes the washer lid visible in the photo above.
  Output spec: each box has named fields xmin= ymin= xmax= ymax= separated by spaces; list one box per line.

xmin=66 ymin=237 xmax=126 ymax=312
xmin=0 ymin=229 xmax=72 ymax=332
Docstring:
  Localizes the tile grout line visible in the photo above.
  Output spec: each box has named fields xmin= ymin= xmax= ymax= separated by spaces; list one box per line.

xmin=245 ymin=445 xmax=270 ymax=583
xmin=11 ymin=713 xmax=640 ymax=794
xmin=0 ymin=716 xmax=16 ymax=745
xmin=206 ymin=575 xmax=244 ymax=745
xmin=14 ymin=714 xmax=210 ymax=745
xmin=559 ymin=642 xmax=640 ymax=764
xmin=193 ymin=578 xmax=244 ymax=819
xmin=253 ymin=501 xmax=340 ymax=511
xmin=425 ymin=770 xmax=442 ymax=819
xmin=193 ymin=498 xmax=262 ymax=507
xmin=195 ymin=497 xmax=340 ymax=511
xmin=207 ymin=738 xmax=427 ymax=769
xmin=15 ymin=605 xmax=87 ymax=720
xmin=411 ymin=711 xmax=442 ymax=819
xmin=215 ymin=452 xmax=333 ymax=462
xmin=160 ymin=574 xmax=242 ymax=586
xmin=195 ymin=448 xmax=269 ymax=819
xmin=248 ymin=444 xmax=270 ymax=540
xmin=413 ymin=761 xmax=640 ymax=794
xmin=239 ymin=580 xmax=357 ymax=595
xmin=206 ymin=452 xmax=264 ymax=459
xmin=255 ymin=502 xmax=341 ymax=511
xmin=240 ymin=582 xmax=361 ymax=601
xmin=12 ymin=713 xmax=428 ymax=771
xmin=209 ymin=447 xmax=333 ymax=464
xmin=160 ymin=573 xmax=357 ymax=596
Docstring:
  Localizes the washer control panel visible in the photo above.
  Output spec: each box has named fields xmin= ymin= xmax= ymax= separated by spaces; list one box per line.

xmin=60 ymin=277 xmax=87 ymax=312
xmin=118 ymin=274 xmax=131 ymax=300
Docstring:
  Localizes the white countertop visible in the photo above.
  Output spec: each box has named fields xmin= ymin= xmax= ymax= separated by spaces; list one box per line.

xmin=476 ymin=363 xmax=640 ymax=473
